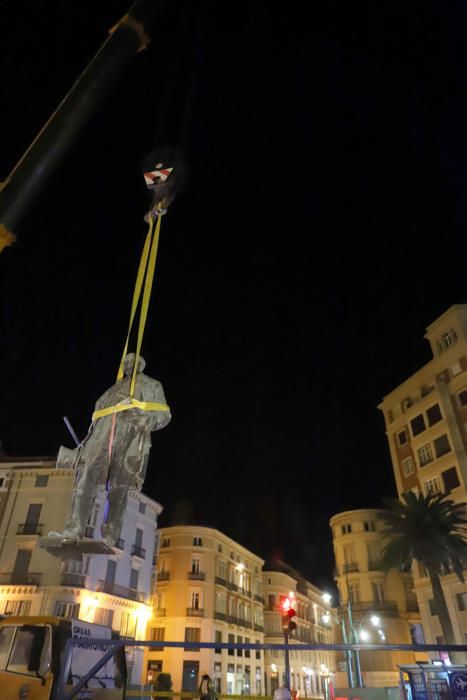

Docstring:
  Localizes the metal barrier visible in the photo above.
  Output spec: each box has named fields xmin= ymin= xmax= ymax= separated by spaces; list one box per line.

xmin=56 ymin=639 xmax=467 ymax=700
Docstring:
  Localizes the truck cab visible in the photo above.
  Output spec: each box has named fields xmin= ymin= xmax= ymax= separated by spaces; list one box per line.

xmin=0 ymin=616 xmax=126 ymax=700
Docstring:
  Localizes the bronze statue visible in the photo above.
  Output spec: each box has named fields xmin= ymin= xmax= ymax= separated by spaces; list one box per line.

xmin=47 ymin=353 xmax=170 ymax=548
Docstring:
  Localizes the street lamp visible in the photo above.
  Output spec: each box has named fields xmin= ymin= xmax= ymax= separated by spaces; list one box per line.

xmin=351 ymin=612 xmax=385 ymax=688
xmin=321 ymin=598 xmax=354 ymax=689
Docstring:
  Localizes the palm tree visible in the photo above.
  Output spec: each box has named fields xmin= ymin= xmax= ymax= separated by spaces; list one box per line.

xmin=379 ymin=490 xmax=467 ymax=661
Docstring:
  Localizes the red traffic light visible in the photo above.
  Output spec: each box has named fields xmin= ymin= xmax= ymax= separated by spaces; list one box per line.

xmin=280 ymin=596 xmax=297 ymax=633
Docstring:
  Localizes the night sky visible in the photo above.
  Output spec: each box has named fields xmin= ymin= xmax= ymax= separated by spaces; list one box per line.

xmin=2 ymin=1 xmax=467 ymax=591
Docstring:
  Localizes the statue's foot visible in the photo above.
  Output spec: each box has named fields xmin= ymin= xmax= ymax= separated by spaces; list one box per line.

xmin=48 ymin=528 xmax=81 ymax=540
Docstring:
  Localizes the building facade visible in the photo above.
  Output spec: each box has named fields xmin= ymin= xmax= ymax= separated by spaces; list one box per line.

xmin=378 ymin=305 xmax=467 ymax=648
xmin=330 ymin=509 xmax=424 ymax=688
xmin=147 ymin=525 xmax=266 ymax=695
xmin=0 ymin=455 xmax=161 ymax=683
xmin=262 ymin=562 xmax=335 ymax=698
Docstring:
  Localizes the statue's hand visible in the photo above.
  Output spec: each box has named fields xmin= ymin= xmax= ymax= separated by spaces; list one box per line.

xmin=135 ymin=475 xmax=144 ymax=491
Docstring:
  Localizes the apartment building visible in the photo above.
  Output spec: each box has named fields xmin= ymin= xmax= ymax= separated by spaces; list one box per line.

xmin=147 ymin=525 xmax=266 ymax=693
xmin=330 ymin=508 xmax=424 ymax=688
xmin=262 ymin=561 xmax=335 ymax=698
xmin=0 ymin=454 xmax=161 ymax=683
xmin=378 ymin=304 xmax=467 ymax=648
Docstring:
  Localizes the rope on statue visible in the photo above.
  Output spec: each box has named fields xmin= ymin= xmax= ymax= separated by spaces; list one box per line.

xmin=92 ymin=210 xmax=170 ymax=422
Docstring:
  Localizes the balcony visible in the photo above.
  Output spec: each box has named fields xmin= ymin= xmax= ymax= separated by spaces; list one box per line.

xmin=0 ymin=572 xmax=42 ymax=585
xmin=115 ymin=538 xmax=125 ymax=550
xmin=215 ymin=576 xmax=227 ymax=587
xmin=368 ymin=560 xmax=382 ymax=571
xmin=241 ymin=620 xmax=252 ymax=629
xmin=97 ymin=580 xmax=145 ymax=603
xmin=154 ymin=608 xmax=166 ymax=617
xmin=227 ymin=614 xmax=239 ymax=625
xmin=188 ymin=571 xmax=205 ymax=581
xmin=85 ymin=526 xmax=95 ymax=538
xmin=186 ymin=607 xmax=204 ymax=617
xmin=254 ymin=594 xmax=264 ymax=604
xmin=17 ymin=523 xmax=43 ymax=536
xmin=254 ymin=623 xmax=264 ymax=632
xmin=227 ymin=581 xmax=237 ymax=591
xmin=60 ymin=572 xmax=86 ymax=587
xmin=131 ymin=544 xmax=146 ymax=559
xmin=214 ymin=611 xmax=226 ymax=621
xmin=339 ymin=600 xmax=398 ymax=616
xmin=157 ymin=571 xmax=170 ymax=581
xmin=343 ymin=562 xmax=359 ymax=573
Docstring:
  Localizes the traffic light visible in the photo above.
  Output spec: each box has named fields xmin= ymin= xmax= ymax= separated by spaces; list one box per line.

xmin=280 ymin=595 xmax=297 ymax=635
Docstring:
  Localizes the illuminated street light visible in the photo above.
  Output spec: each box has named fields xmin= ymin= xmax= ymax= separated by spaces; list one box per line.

xmin=359 ymin=629 xmax=370 ymax=641
xmin=370 ymin=615 xmax=380 ymax=627
xmin=321 ymin=592 xmax=332 ymax=605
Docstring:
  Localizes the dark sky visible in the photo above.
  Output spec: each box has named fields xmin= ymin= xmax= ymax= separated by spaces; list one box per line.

xmin=1 ymin=0 xmax=467 ymax=591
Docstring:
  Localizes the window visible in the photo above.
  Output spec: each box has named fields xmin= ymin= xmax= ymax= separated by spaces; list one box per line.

xmin=7 ymin=626 xmax=51 ymax=676
xmin=129 ymin=568 xmax=139 ymax=591
xmin=35 ymin=475 xmax=49 ymax=487
xmin=237 ymin=635 xmax=243 ymax=657
xmin=442 ymin=467 xmax=460 ymax=492
xmin=193 ymin=537 xmax=203 ymax=546
xmin=135 ymin=528 xmax=143 ymax=548
xmin=428 ymin=599 xmax=438 ymax=616
xmin=372 ymin=582 xmax=385 ymax=603
xmin=218 ymin=544 xmax=222 ymax=553
xmin=191 ymin=558 xmax=200 ymax=574
xmin=94 ymin=608 xmax=114 ymax=627
xmin=456 ymin=592 xmax=467 ymax=612
xmin=349 ymin=584 xmax=360 ymax=604
xmin=425 ymin=477 xmax=441 ymax=495
xmin=255 ymin=639 xmax=261 ymax=659
xmin=452 ymin=362 xmax=462 ymax=376
xmin=215 ymin=630 xmax=222 ymax=654
xmin=398 ymin=430 xmax=408 ymax=446
xmin=191 ymin=592 xmax=200 ymax=610
xmin=363 ymin=521 xmax=375 ymax=532
xmin=268 ymin=594 xmax=276 ymax=611
xmin=426 ymin=404 xmax=442 ymax=426
xmin=458 ymin=390 xmax=467 ymax=407
xmin=105 ymin=559 xmax=117 ymax=584
xmin=118 ymin=612 xmax=135 ymax=638
xmin=434 ymin=434 xmax=451 ymax=458
xmin=341 ymin=523 xmax=352 ymax=534
xmin=13 ymin=549 xmax=32 ymax=577
xmin=139 ymin=502 xmax=146 ymax=514
xmin=0 ymin=478 xmax=4 ymax=488
xmin=411 ymin=414 xmax=426 ymax=437
xmin=402 ymin=457 xmax=414 ymax=476
xmin=2 ymin=600 xmax=31 ymax=616
xmin=0 ymin=626 xmax=15 ymax=669
xmin=150 ymin=626 xmax=165 ymax=649
xmin=441 ymin=330 xmax=457 ymax=351
xmin=418 ymin=443 xmax=433 ymax=467
xmin=54 ymin=601 xmax=80 ymax=619
xmin=161 ymin=538 xmax=170 ymax=548
xmin=228 ymin=633 xmax=235 ymax=656
xmin=184 ymin=627 xmax=200 ymax=651
xmin=245 ymin=636 xmax=250 ymax=658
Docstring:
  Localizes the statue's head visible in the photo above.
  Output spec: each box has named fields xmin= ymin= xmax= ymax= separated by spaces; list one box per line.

xmin=123 ymin=353 xmax=146 ymax=376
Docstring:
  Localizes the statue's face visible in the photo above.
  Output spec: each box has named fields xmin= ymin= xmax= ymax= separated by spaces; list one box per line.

xmin=123 ymin=354 xmax=145 ymax=376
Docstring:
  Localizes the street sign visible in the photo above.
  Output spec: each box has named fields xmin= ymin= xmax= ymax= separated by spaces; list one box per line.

xmin=450 ymin=671 xmax=467 ymax=700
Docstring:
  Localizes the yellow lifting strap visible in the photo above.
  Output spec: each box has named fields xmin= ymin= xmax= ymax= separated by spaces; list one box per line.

xmin=92 ymin=214 xmax=170 ymax=421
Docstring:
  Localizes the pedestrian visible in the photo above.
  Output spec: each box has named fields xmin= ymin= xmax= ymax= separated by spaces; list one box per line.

xmin=199 ymin=673 xmax=215 ymax=700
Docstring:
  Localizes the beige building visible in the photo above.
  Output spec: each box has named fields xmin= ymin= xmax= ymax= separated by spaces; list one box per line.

xmin=330 ymin=509 xmax=424 ymax=688
xmin=0 ymin=455 xmax=161 ymax=683
xmin=262 ymin=561 xmax=335 ymax=698
xmin=378 ymin=305 xmax=467 ymax=649
xmin=148 ymin=525 xmax=266 ymax=694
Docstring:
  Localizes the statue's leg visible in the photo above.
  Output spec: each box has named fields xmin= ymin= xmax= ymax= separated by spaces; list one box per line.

xmin=64 ymin=461 xmax=101 ymax=536
xmin=100 ymin=462 xmax=133 ymax=546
